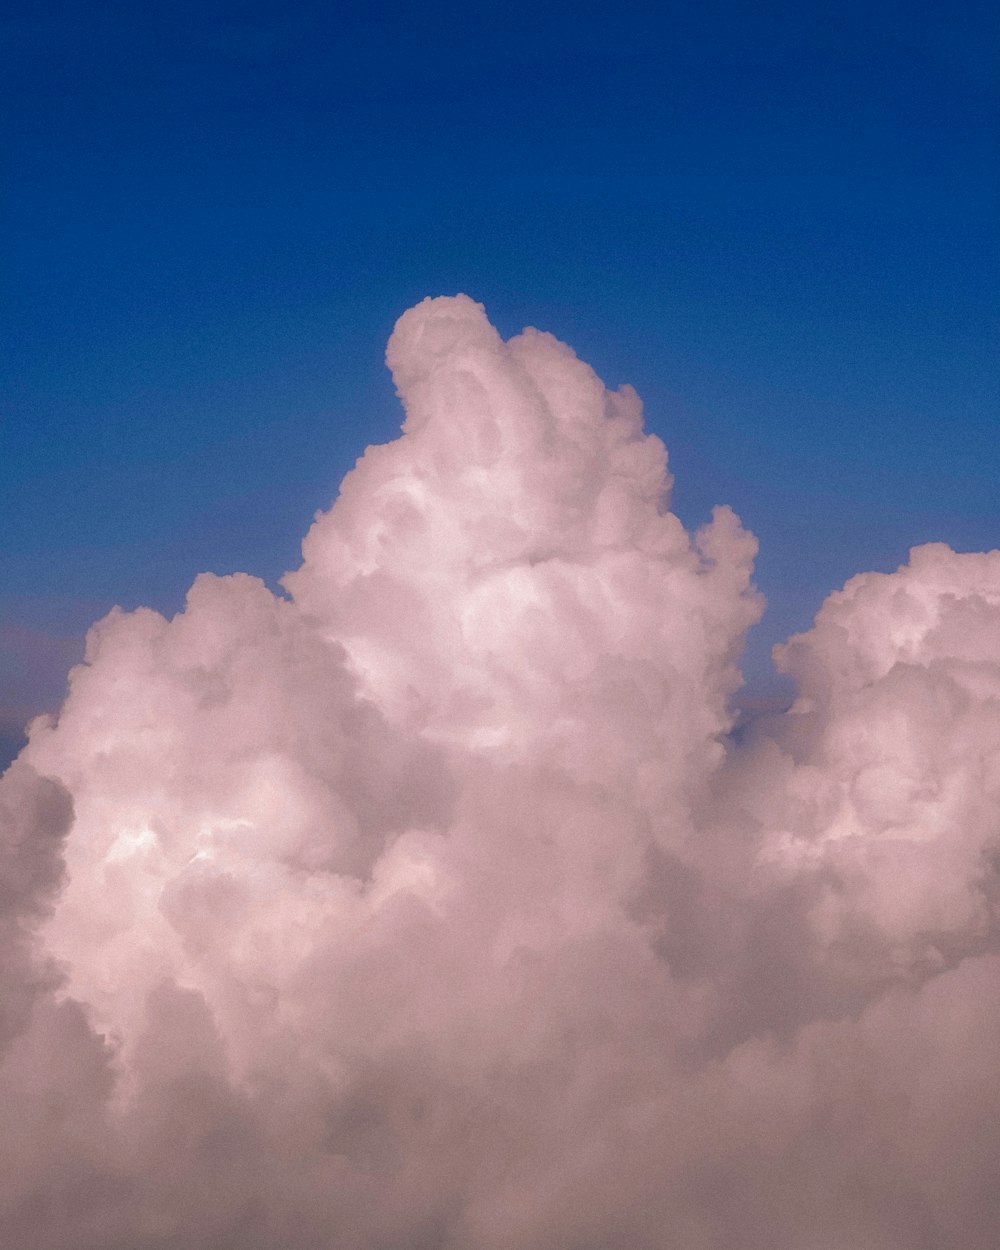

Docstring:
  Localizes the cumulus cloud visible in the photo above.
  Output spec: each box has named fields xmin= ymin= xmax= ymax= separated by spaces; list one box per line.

xmin=3 ymin=295 xmax=999 ymax=1249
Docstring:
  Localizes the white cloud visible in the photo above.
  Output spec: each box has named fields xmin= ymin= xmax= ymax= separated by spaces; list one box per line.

xmin=2 ymin=296 xmax=998 ymax=1248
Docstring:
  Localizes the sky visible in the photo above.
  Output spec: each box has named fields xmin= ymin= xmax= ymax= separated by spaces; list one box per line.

xmin=2 ymin=0 xmax=997 ymax=762
xmin=2 ymin=6 xmax=1000 ymax=1240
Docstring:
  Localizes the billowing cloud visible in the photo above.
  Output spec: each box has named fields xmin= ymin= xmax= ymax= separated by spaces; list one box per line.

xmin=3 ymin=296 xmax=998 ymax=1249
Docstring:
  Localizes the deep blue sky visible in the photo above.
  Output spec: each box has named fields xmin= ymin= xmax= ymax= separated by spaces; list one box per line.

xmin=3 ymin=0 xmax=998 ymax=757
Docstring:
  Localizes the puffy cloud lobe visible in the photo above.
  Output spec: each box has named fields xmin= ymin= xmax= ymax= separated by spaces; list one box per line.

xmin=760 ymin=545 xmax=1000 ymax=980
xmin=2 ymin=296 xmax=999 ymax=1248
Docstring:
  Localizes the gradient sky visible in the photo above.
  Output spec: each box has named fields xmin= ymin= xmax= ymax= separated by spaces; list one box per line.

xmin=3 ymin=0 xmax=998 ymax=758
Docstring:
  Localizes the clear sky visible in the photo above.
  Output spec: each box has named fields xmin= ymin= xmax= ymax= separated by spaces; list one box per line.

xmin=3 ymin=0 xmax=997 ymax=760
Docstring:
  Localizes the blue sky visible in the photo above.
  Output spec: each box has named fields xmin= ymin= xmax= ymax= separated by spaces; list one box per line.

xmin=2 ymin=0 xmax=997 ymax=756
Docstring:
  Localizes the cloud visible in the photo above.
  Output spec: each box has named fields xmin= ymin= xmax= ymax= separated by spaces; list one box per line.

xmin=2 ymin=295 xmax=999 ymax=1248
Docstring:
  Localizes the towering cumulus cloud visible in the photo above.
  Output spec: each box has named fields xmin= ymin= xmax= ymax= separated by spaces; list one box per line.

xmin=3 ymin=297 xmax=999 ymax=1249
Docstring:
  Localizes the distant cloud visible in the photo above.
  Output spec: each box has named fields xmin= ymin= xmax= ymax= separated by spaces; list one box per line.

xmin=2 ymin=297 xmax=998 ymax=1248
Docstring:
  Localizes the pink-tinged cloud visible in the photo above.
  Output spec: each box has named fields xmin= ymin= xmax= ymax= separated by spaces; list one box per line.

xmin=2 ymin=296 xmax=999 ymax=1248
